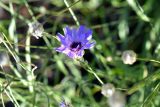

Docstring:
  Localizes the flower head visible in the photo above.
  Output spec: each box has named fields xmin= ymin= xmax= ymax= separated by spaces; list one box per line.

xmin=55 ymin=25 xmax=95 ymax=59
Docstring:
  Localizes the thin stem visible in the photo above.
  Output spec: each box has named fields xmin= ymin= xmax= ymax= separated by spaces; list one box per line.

xmin=4 ymin=87 xmax=20 ymax=107
xmin=0 ymin=84 xmax=5 ymax=107
xmin=59 ymin=0 xmax=81 ymax=15
xmin=0 ymin=66 xmax=20 ymax=107
xmin=25 ymin=35 xmax=31 ymax=71
xmin=25 ymin=34 xmax=34 ymax=92
xmin=0 ymin=1 xmax=30 ymax=24
xmin=4 ymin=90 xmax=15 ymax=106
xmin=2 ymin=39 xmax=49 ymax=50
xmin=9 ymin=1 xmax=21 ymax=71
xmin=87 ymin=65 xmax=104 ymax=85
xmin=7 ymin=86 xmax=20 ymax=107
xmin=64 ymin=0 xmax=80 ymax=26
xmin=78 ymin=59 xmax=104 ymax=85
xmin=23 ymin=0 xmax=36 ymax=21
xmin=2 ymin=35 xmax=18 ymax=62
xmin=137 ymin=57 xmax=160 ymax=64
xmin=141 ymin=82 xmax=160 ymax=107
xmin=43 ymin=32 xmax=58 ymax=41
xmin=1 ymin=33 xmax=28 ymax=72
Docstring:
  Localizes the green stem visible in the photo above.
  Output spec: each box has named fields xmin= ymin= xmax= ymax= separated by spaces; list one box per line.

xmin=78 ymin=59 xmax=104 ymax=85
xmin=137 ymin=57 xmax=160 ymax=64
xmin=64 ymin=0 xmax=80 ymax=26
xmin=0 ymin=84 xmax=5 ymax=107
xmin=25 ymin=34 xmax=34 ymax=92
xmin=23 ymin=0 xmax=36 ymax=21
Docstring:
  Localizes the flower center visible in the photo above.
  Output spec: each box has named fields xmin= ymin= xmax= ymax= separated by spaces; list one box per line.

xmin=70 ymin=42 xmax=82 ymax=51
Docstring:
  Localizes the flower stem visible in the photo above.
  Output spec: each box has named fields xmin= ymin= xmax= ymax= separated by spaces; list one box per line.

xmin=137 ymin=57 xmax=160 ymax=64
xmin=64 ymin=0 xmax=80 ymax=26
xmin=25 ymin=34 xmax=34 ymax=92
xmin=78 ymin=59 xmax=104 ymax=85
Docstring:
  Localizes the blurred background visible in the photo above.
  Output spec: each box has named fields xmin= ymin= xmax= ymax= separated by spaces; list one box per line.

xmin=0 ymin=0 xmax=160 ymax=107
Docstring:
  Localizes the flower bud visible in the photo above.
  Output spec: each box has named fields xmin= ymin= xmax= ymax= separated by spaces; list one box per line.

xmin=101 ymin=83 xmax=115 ymax=97
xmin=108 ymin=91 xmax=126 ymax=107
xmin=121 ymin=50 xmax=137 ymax=65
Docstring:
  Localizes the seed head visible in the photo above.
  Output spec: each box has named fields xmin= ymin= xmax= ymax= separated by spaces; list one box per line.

xmin=28 ymin=22 xmax=44 ymax=39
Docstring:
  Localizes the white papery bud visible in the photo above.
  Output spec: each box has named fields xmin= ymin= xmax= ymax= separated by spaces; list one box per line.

xmin=121 ymin=50 xmax=137 ymax=65
xmin=108 ymin=91 xmax=126 ymax=107
xmin=101 ymin=83 xmax=115 ymax=97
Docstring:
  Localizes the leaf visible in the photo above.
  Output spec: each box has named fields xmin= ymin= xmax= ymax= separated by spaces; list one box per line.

xmin=142 ymin=82 xmax=160 ymax=107
xmin=126 ymin=70 xmax=160 ymax=95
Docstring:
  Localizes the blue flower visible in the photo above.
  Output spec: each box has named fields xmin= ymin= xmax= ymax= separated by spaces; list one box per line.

xmin=55 ymin=25 xmax=95 ymax=59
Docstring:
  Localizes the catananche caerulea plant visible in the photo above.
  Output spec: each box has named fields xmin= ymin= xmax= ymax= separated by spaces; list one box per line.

xmin=55 ymin=25 xmax=95 ymax=59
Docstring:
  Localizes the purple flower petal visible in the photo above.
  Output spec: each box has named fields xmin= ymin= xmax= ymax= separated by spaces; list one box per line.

xmin=63 ymin=26 xmax=72 ymax=36
xmin=71 ymin=28 xmax=78 ymax=41
xmin=62 ymin=48 xmax=76 ymax=58
xmin=63 ymin=26 xmax=73 ymax=41
xmin=84 ymin=29 xmax=92 ymax=40
xmin=78 ymin=25 xmax=93 ymax=41
xmin=83 ymin=41 xmax=96 ymax=49
xmin=77 ymin=50 xmax=84 ymax=57
xmin=67 ymin=52 xmax=76 ymax=58
xmin=66 ymin=50 xmax=84 ymax=58
xmin=55 ymin=45 xmax=66 ymax=52
xmin=57 ymin=33 xmax=67 ymax=45
xmin=56 ymin=47 xmax=76 ymax=58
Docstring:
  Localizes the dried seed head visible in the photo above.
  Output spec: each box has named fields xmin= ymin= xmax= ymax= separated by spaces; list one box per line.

xmin=28 ymin=22 xmax=44 ymax=39
xmin=121 ymin=50 xmax=137 ymax=65
xmin=0 ymin=51 xmax=9 ymax=67
xmin=101 ymin=83 xmax=115 ymax=97
xmin=108 ymin=91 xmax=126 ymax=107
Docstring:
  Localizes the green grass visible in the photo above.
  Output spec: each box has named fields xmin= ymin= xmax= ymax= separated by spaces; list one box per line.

xmin=0 ymin=0 xmax=160 ymax=107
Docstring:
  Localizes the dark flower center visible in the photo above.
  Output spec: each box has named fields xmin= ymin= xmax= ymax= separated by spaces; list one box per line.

xmin=70 ymin=42 xmax=82 ymax=51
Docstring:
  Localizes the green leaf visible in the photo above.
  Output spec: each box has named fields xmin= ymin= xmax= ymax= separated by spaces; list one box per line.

xmin=142 ymin=82 xmax=160 ymax=107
